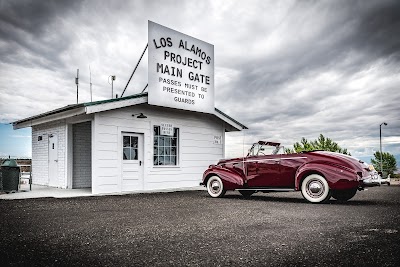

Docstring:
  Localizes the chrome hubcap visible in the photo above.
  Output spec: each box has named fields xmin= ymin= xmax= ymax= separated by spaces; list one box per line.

xmin=210 ymin=180 xmax=221 ymax=194
xmin=307 ymin=180 xmax=324 ymax=198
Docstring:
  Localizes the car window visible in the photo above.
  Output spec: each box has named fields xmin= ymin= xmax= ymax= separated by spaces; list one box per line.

xmin=275 ymin=146 xmax=285 ymax=155
xmin=248 ymin=143 xmax=261 ymax=156
xmin=249 ymin=144 xmax=281 ymax=156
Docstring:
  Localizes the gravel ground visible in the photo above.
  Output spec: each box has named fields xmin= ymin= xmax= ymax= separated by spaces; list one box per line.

xmin=1 ymin=186 xmax=399 ymax=266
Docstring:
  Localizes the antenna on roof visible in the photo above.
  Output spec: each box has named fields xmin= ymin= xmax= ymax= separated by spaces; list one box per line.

xmin=89 ymin=65 xmax=92 ymax=102
xmin=75 ymin=69 xmax=79 ymax=104
xmin=108 ymin=75 xmax=116 ymax=99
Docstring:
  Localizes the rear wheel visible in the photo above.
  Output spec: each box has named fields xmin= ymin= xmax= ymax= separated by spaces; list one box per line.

xmin=332 ymin=188 xmax=357 ymax=201
xmin=206 ymin=176 xmax=226 ymax=198
xmin=238 ymin=190 xmax=255 ymax=198
xmin=301 ymin=174 xmax=331 ymax=203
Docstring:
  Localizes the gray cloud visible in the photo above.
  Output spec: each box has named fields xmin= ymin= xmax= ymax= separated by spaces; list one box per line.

xmin=356 ymin=0 xmax=400 ymax=61
xmin=0 ymin=0 xmax=83 ymax=69
xmin=215 ymin=0 xmax=400 ymax=153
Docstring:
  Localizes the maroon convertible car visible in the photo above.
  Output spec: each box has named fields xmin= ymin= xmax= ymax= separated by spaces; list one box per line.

xmin=201 ymin=141 xmax=380 ymax=203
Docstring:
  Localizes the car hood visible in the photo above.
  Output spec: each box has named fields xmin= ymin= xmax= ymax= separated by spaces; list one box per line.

xmin=217 ymin=157 xmax=245 ymax=165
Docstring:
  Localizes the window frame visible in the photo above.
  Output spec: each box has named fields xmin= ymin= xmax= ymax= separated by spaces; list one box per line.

xmin=122 ymin=135 xmax=139 ymax=161
xmin=153 ymin=125 xmax=180 ymax=167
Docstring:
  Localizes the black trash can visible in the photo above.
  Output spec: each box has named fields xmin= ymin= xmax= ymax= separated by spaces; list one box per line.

xmin=1 ymin=159 xmax=20 ymax=193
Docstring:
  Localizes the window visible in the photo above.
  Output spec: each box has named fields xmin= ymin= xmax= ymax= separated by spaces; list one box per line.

xmin=123 ymin=136 xmax=138 ymax=160
xmin=153 ymin=126 xmax=178 ymax=166
xmin=248 ymin=143 xmax=282 ymax=156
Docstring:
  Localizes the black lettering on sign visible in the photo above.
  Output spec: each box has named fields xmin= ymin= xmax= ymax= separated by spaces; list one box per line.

xmin=164 ymin=51 xmax=203 ymax=70
xmin=178 ymin=39 xmax=212 ymax=65
xmin=174 ymin=97 xmax=195 ymax=105
xmin=195 ymin=47 xmax=202 ymax=58
xmin=156 ymin=63 xmax=183 ymax=78
xmin=184 ymin=83 xmax=198 ymax=90
xmin=153 ymin=37 xmax=173 ymax=49
xmin=158 ymin=77 xmax=182 ymax=87
xmin=188 ymin=72 xmax=210 ymax=85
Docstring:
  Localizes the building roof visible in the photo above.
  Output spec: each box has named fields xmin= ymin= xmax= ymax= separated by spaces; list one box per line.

xmin=13 ymin=92 xmax=247 ymax=131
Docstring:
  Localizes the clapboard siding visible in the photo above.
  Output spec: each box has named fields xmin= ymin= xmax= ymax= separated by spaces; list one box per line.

xmin=31 ymin=120 xmax=66 ymax=188
xmin=92 ymin=104 xmax=225 ymax=194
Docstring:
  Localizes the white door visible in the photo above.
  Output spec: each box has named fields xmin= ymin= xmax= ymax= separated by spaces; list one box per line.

xmin=122 ymin=133 xmax=144 ymax=191
xmin=48 ymin=134 xmax=58 ymax=187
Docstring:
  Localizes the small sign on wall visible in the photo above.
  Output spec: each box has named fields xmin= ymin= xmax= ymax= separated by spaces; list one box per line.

xmin=161 ymin=123 xmax=174 ymax=136
xmin=213 ymin=135 xmax=222 ymax=144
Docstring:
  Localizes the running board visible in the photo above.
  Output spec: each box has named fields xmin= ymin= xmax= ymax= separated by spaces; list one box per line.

xmin=237 ymin=188 xmax=295 ymax=192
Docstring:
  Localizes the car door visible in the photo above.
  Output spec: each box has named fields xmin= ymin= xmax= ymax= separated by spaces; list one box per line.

xmin=246 ymin=154 xmax=281 ymax=187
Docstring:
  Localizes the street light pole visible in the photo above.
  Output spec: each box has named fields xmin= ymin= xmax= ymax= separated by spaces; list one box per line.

xmin=380 ymin=122 xmax=387 ymax=173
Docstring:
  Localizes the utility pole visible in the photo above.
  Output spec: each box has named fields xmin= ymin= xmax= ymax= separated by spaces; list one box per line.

xmin=109 ymin=75 xmax=116 ymax=99
xmin=380 ymin=122 xmax=387 ymax=173
xmin=75 ymin=69 xmax=79 ymax=104
xmin=89 ymin=66 xmax=92 ymax=102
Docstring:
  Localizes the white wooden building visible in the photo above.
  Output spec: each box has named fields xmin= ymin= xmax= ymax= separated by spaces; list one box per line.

xmin=13 ymin=93 xmax=246 ymax=194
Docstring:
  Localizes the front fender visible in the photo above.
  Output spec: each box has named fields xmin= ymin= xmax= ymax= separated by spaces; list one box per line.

xmin=203 ymin=165 xmax=245 ymax=190
xmin=295 ymin=163 xmax=359 ymax=190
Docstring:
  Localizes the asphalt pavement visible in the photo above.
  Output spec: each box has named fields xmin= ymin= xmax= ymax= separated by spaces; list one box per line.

xmin=1 ymin=186 xmax=399 ymax=266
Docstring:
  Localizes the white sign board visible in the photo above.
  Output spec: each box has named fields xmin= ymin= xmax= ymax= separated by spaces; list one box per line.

xmin=213 ymin=135 xmax=222 ymax=145
xmin=148 ymin=21 xmax=214 ymax=114
xmin=160 ymin=123 xmax=174 ymax=136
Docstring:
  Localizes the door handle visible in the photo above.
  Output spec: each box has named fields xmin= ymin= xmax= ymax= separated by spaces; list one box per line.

xmin=139 ymin=161 xmax=142 ymax=166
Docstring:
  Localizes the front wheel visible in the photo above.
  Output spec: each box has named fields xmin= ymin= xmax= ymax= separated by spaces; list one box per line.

xmin=332 ymin=188 xmax=357 ymax=201
xmin=206 ymin=176 xmax=226 ymax=198
xmin=301 ymin=174 xmax=331 ymax=203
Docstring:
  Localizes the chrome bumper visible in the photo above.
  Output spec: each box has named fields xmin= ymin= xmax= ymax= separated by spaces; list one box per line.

xmin=360 ymin=175 xmax=381 ymax=187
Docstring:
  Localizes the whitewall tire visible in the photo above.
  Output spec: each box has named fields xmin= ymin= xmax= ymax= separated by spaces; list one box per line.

xmin=301 ymin=174 xmax=331 ymax=203
xmin=207 ymin=176 xmax=226 ymax=198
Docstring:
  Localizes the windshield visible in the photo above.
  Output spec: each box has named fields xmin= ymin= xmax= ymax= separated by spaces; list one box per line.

xmin=248 ymin=143 xmax=285 ymax=156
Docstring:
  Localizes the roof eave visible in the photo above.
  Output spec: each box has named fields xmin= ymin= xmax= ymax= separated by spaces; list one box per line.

xmin=13 ymin=106 xmax=86 ymax=129
xmin=214 ymin=108 xmax=247 ymax=131
xmin=11 ymin=92 xmax=247 ymax=132
xmin=12 ymin=93 xmax=149 ymax=129
xmin=85 ymin=95 xmax=148 ymax=114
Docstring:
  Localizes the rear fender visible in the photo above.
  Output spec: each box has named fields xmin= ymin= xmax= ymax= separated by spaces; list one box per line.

xmin=295 ymin=163 xmax=358 ymax=190
xmin=203 ymin=165 xmax=245 ymax=190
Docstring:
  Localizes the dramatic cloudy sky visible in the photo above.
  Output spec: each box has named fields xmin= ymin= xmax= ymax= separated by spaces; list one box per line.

xmin=0 ymin=0 xmax=399 ymax=162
